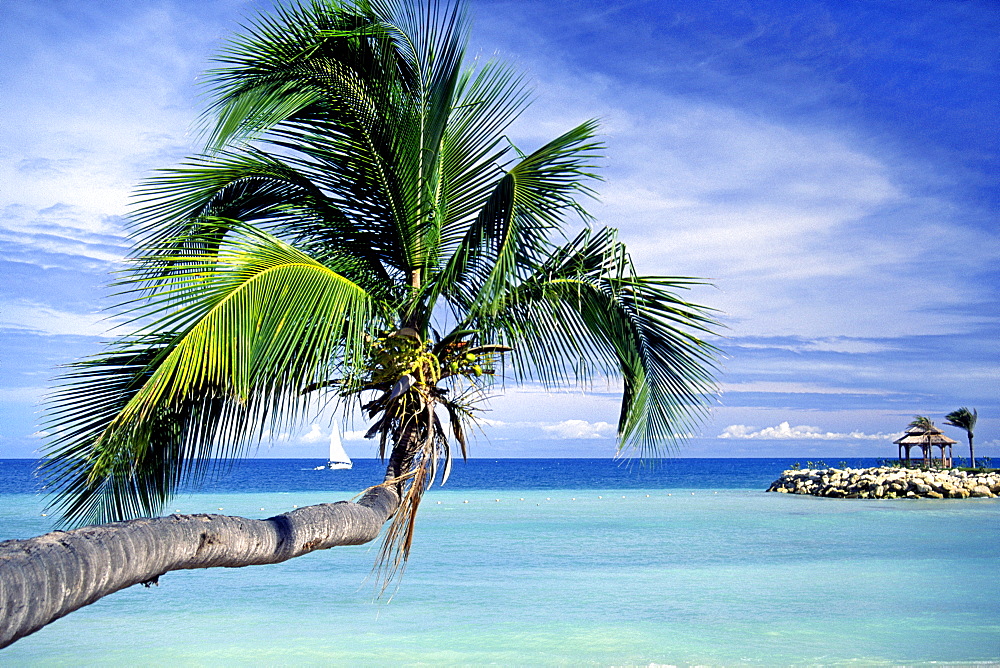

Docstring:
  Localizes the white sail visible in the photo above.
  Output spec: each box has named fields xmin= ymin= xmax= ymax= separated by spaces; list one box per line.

xmin=327 ymin=427 xmax=352 ymax=469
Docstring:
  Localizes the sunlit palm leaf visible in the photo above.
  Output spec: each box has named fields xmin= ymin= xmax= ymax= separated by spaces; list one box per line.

xmin=43 ymin=226 xmax=387 ymax=526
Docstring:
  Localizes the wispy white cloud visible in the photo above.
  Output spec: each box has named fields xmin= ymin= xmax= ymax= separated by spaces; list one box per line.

xmin=487 ymin=25 xmax=998 ymax=343
xmin=732 ymin=338 xmax=904 ymax=355
xmin=0 ymin=387 xmax=45 ymax=404
xmin=541 ymin=419 xmax=616 ymax=439
xmin=719 ymin=421 xmax=899 ymax=441
xmin=0 ymin=4 xmax=214 ymax=272
xmin=0 ymin=204 xmax=128 ymax=267
xmin=719 ymin=381 xmax=899 ymax=396
xmin=0 ymin=301 xmax=122 ymax=337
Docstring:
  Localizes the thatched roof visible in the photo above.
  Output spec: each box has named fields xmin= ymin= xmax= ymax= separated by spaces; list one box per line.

xmin=894 ymin=424 xmax=958 ymax=446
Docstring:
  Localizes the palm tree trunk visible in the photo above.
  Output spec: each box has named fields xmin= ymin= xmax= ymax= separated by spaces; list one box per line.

xmin=969 ymin=434 xmax=976 ymax=469
xmin=0 ymin=485 xmax=398 ymax=648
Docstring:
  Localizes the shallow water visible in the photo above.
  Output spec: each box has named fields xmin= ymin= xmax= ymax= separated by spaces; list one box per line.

xmin=3 ymin=460 xmax=999 ymax=665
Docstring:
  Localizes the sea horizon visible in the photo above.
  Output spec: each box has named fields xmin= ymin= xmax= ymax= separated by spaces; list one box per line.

xmin=0 ymin=455 xmax=896 ymax=461
xmin=1 ymin=457 xmax=887 ymax=497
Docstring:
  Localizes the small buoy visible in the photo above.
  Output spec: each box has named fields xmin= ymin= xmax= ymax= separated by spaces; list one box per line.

xmin=463 ymin=500 xmax=468 ymax=503
xmin=40 ymin=513 xmax=46 ymax=517
xmin=520 ymin=498 xmax=524 ymax=501
xmin=546 ymin=497 xmax=550 ymax=500
xmin=571 ymin=497 xmax=576 ymax=501
xmin=646 ymin=494 xmax=650 ymax=497
xmin=293 ymin=505 xmax=298 ymax=508
xmin=598 ymin=495 xmax=602 ymax=499
xmin=667 ymin=494 xmax=672 ymax=497
xmin=260 ymin=508 xmax=265 ymax=510
xmin=437 ymin=501 xmax=441 ymax=504
xmin=495 ymin=499 xmax=500 ymax=502
xmin=622 ymin=495 xmax=626 ymax=498
xmin=218 ymin=508 xmax=224 ymax=511
xmin=690 ymin=493 xmax=695 ymax=496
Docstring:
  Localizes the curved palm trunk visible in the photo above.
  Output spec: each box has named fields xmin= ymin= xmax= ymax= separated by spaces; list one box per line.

xmin=0 ymin=486 xmax=398 ymax=648
xmin=968 ymin=434 xmax=976 ymax=469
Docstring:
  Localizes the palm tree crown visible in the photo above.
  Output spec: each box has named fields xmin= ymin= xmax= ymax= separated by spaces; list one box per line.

xmin=41 ymin=0 xmax=718 ymax=572
xmin=944 ymin=407 xmax=978 ymax=467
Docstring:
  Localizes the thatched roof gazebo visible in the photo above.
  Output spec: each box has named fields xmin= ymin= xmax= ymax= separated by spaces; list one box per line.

xmin=894 ymin=423 xmax=958 ymax=468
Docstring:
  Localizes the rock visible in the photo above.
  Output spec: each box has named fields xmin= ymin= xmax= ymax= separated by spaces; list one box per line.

xmin=764 ymin=466 xmax=998 ymax=501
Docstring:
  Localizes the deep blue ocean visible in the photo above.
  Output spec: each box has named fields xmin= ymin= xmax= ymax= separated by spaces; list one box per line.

xmin=0 ymin=457 xmax=881 ymax=496
xmin=2 ymin=458 xmax=998 ymax=666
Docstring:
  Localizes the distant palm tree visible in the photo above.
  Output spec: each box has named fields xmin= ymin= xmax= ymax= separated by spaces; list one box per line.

xmin=909 ymin=415 xmax=935 ymax=467
xmin=944 ymin=408 xmax=978 ymax=468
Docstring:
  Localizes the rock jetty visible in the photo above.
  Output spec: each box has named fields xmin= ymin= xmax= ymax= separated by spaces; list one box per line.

xmin=767 ymin=466 xmax=1000 ymax=499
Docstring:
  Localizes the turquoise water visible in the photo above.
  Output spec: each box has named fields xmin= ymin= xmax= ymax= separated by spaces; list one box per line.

xmin=3 ymin=460 xmax=999 ymax=665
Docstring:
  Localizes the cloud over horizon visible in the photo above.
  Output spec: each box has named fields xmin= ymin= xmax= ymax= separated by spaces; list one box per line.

xmin=719 ymin=422 xmax=900 ymax=441
xmin=542 ymin=419 xmax=617 ymax=440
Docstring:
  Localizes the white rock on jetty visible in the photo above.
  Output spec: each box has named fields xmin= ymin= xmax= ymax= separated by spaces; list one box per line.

xmin=766 ymin=467 xmax=1000 ymax=499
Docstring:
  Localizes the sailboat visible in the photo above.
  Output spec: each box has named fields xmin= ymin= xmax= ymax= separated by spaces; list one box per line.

xmin=313 ymin=427 xmax=352 ymax=470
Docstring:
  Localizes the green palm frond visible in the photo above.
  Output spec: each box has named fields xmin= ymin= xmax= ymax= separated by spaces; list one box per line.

xmin=130 ymin=151 xmax=397 ymax=287
xmin=201 ymin=0 xmax=477 ymax=281
xmin=202 ymin=0 xmax=398 ymax=150
xmin=470 ymin=227 xmax=718 ymax=456
xmin=43 ymin=225 xmax=388 ymax=526
xmin=944 ymin=407 xmax=976 ymax=435
xmin=435 ymin=120 xmax=603 ymax=310
xmin=434 ymin=59 xmax=529 ymax=232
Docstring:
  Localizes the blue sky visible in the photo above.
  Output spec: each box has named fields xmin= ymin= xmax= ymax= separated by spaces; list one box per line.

xmin=1 ymin=0 xmax=997 ymax=460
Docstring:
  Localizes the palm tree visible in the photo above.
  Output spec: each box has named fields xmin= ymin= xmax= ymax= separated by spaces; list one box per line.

xmin=908 ymin=415 xmax=939 ymax=467
xmin=2 ymin=0 xmax=717 ymax=646
xmin=944 ymin=407 xmax=978 ymax=468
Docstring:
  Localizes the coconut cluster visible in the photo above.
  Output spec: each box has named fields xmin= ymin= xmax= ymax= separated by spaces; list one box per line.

xmin=767 ymin=467 xmax=1000 ymax=499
